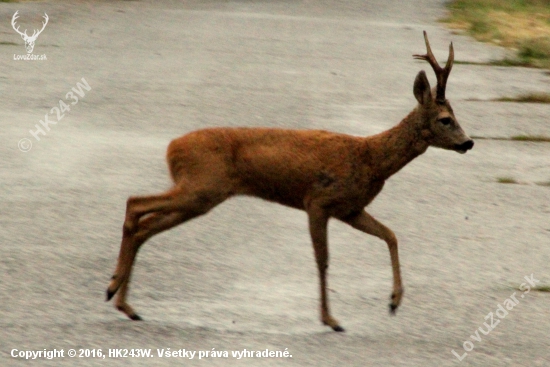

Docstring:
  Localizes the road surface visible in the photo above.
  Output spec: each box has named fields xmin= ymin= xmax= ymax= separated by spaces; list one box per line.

xmin=1 ymin=1 xmax=549 ymax=366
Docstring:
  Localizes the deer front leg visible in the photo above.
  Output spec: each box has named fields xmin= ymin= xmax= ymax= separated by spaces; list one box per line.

xmin=307 ymin=205 xmax=344 ymax=332
xmin=341 ymin=210 xmax=404 ymax=314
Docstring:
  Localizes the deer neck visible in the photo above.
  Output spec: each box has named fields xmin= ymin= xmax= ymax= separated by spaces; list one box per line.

xmin=364 ymin=108 xmax=430 ymax=180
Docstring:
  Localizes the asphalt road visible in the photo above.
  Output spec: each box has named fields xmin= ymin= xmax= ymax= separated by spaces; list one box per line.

xmin=1 ymin=1 xmax=549 ymax=366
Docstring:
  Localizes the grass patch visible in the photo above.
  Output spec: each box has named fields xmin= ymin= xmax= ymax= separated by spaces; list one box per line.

xmin=521 ymin=285 xmax=550 ymax=292
xmin=500 ymin=282 xmax=550 ymax=292
xmin=536 ymin=181 xmax=550 ymax=187
xmin=471 ymin=135 xmax=550 ymax=142
xmin=0 ymin=41 xmax=18 ymax=46
xmin=497 ymin=177 xmax=518 ymax=184
xmin=469 ymin=136 xmax=505 ymax=140
xmin=511 ymin=135 xmax=550 ymax=142
xmin=445 ymin=0 xmax=550 ymax=68
xmin=455 ymin=59 xmax=534 ymax=67
xmin=467 ymin=93 xmax=550 ymax=103
xmin=494 ymin=93 xmax=550 ymax=103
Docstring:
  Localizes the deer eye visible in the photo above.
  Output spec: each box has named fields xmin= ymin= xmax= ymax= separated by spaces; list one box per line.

xmin=438 ymin=117 xmax=452 ymax=126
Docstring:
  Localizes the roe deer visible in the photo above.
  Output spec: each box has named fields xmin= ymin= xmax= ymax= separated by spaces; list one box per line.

xmin=106 ymin=31 xmax=473 ymax=332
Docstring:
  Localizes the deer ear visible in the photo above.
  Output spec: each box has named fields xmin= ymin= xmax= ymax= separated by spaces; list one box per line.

xmin=413 ymin=70 xmax=432 ymax=105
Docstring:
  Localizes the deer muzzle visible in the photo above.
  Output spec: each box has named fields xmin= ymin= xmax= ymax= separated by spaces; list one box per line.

xmin=454 ymin=139 xmax=474 ymax=154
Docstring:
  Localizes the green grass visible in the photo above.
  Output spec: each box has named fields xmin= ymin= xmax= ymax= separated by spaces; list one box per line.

xmin=499 ymin=282 xmax=550 ymax=292
xmin=445 ymin=0 xmax=550 ymax=68
xmin=536 ymin=181 xmax=550 ymax=187
xmin=471 ymin=135 xmax=550 ymax=142
xmin=467 ymin=93 xmax=550 ymax=103
xmin=469 ymin=136 xmax=504 ymax=140
xmin=497 ymin=177 xmax=518 ymax=184
xmin=526 ymin=285 xmax=550 ymax=292
xmin=511 ymin=135 xmax=550 ymax=142
xmin=455 ymin=58 xmax=535 ymax=67
xmin=509 ymin=284 xmax=550 ymax=292
xmin=494 ymin=93 xmax=550 ymax=103
xmin=0 ymin=41 xmax=18 ymax=46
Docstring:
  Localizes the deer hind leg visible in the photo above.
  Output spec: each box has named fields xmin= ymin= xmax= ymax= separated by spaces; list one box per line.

xmin=110 ymin=211 xmax=188 ymax=320
xmin=106 ymin=185 xmax=228 ymax=320
xmin=340 ymin=210 xmax=403 ymax=314
xmin=307 ymin=206 xmax=344 ymax=332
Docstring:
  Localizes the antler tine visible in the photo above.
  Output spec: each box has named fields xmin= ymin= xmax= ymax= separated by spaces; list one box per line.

xmin=413 ymin=30 xmax=442 ymax=73
xmin=12 ymin=10 xmax=19 ymax=23
xmin=445 ymin=41 xmax=454 ymax=73
xmin=34 ymin=13 xmax=49 ymax=38
xmin=413 ymin=30 xmax=454 ymax=103
xmin=434 ymin=41 xmax=455 ymax=102
xmin=11 ymin=11 xmax=27 ymax=37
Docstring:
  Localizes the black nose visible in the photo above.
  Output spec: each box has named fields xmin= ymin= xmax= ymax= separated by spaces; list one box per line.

xmin=456 ymin=140 xmax=474 ymax=151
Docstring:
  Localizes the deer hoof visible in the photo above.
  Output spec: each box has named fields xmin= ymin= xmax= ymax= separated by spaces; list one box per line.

xmin=129 ymin=313 xmax=143 ymax=321
xmin=388 ymin=287 xmax=403 ymax=315
xmin=116 ymin=303 xmax=142 ymax=321
xmin=106 ymin=288 xmax=116 ymax=301
xmin=332 ymin=325 xmax=345 ymax=332
xmin=389 ymin=303 xmax=398 ymax=315
xmin=323 ymin=315 xmax=344 ymax=331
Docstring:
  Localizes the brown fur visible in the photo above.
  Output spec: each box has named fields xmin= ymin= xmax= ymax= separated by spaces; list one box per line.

xmin=106 ymin=32 xmax=473 ymax=332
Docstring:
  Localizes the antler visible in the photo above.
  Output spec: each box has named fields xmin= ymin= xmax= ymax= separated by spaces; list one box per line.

xmin=30 ymin=13 xmax=49 ymax=39
xmin=11 ymin=11 xmax=48 ymax=40
xmin=11 ymin=11 xmax=27 ymax=38
xmin=413 ymin=31 xmax=454 ymax=103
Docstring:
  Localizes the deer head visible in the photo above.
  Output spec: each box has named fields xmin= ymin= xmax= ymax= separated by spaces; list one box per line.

xmin=412 ymin=31 xmax=473 ymax=154
xmin=12 ymin=11 xmax=49 ymax=54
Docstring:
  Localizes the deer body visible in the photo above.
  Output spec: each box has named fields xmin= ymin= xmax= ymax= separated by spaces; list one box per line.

xmin=107 ymin=32 xmax=473 ymax=332
xmin=166 ymin=116 xmax=431 ymax=211
xmin=170 ymin=128 xmax=380 ymax=212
